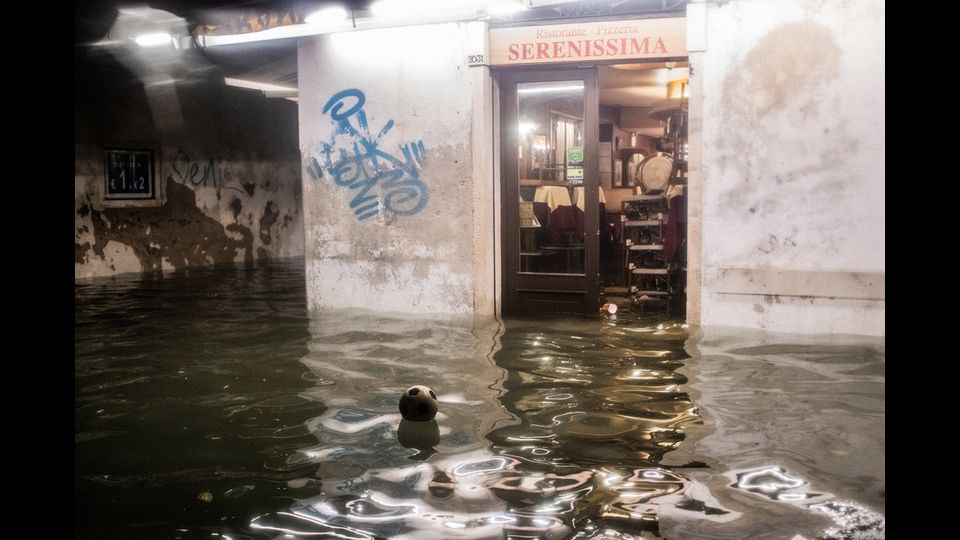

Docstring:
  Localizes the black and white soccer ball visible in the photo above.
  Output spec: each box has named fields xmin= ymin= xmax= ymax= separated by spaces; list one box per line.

xmin=398 ymin=385 xmax=438 ymax=422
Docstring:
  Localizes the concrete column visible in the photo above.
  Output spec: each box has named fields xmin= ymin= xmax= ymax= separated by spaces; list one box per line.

xmin=298 ymin=22 xmax=495 ymax=316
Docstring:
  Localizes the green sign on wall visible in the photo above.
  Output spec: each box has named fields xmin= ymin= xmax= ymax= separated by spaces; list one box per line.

xmin=567 ymin=146 xmax=584 ymax=184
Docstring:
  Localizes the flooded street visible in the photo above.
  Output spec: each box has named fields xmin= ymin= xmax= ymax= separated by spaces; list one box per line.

xmin=76 ymin=262 xmax=884 ymax=539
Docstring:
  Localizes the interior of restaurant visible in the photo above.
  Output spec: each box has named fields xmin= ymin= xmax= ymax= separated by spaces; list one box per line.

xmin=515 ymin=60 xmax=689 ymax=316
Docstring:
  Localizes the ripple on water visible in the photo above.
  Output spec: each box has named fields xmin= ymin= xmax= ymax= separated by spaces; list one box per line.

xmin=75 ymin=263 xmax=883 ymax=539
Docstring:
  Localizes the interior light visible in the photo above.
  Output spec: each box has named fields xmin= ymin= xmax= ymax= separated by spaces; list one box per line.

xmin=224 ymin=78 xmax=298 ymax=98
xmin=518 ymin=82 xmax=584 ymax=94
xmin=666 ymin=79 xmax=689 ymax=99
xmin=203 ymin=24 xmax=328 ymax=46
xmin=135 ymin=32 xmax=173 ymax=47
xmin=519 ymin=122 xmax=537 ymax=135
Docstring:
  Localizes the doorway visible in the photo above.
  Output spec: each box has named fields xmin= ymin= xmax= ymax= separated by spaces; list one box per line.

xmin=498 ymin=61 xmax=689 ymax=318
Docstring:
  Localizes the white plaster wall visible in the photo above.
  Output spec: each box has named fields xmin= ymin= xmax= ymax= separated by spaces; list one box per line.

xmin=299 ymin=22 xmax=493 ymax=316
xmin=697 ymin=0 xmax=884 ymax=335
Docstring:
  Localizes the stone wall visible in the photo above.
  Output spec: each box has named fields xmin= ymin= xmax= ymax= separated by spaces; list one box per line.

xmin=75 ymin=53 xmax=304 ymax=278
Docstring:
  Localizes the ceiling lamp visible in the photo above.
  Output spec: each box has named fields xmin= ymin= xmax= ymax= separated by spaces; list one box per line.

xmin=666 ymin=78 xmax=689 ymax=99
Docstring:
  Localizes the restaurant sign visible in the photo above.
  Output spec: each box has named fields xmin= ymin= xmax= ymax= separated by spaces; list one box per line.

xmin=489 ymin=17 xmax=685 ymax=66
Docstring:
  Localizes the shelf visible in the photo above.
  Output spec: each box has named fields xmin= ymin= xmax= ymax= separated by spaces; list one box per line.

xmin=621 ymin=195 xmax=672 ymax=314
xmin=632 ymin=268 xmax=669 ymax=275
xmin=624 ymin=219 xmax=666 ymax=227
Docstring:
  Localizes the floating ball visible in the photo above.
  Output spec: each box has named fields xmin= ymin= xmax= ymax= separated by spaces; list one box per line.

xmin=399 ymin=385 xmax=438 ymax=422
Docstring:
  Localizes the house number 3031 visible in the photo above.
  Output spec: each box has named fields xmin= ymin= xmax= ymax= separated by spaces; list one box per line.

xmin=467 ymin=54 xmax=485 ymax=65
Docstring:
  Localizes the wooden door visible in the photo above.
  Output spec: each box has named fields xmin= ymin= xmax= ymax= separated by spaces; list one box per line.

xmin=499 ymin=68 xmax=600 ymax=316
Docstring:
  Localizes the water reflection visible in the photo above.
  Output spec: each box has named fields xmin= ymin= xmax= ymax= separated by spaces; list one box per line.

xmin=660 ymin=329 xmax=885 ymax=539
xmin=246 ymin=317 xmax=703 ymax=539
xmin=481 ymin=319 xmax=700 ymax=537
xmin=76 ymin=263 xmax=884 ymax=539
xmin=729 ymin=465 xmax=827 ymax=503
xmin=810 ymin=500 xmax=885 ymax=539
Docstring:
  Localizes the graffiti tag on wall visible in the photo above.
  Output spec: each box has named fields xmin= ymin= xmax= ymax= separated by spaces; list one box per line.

xmin=172 ymin=149 xmax=223 ymax=189
xmin=170 ymin=149 xmax=251 ymax=197
xmin=307 ymin=88 xmax=429 ymax=221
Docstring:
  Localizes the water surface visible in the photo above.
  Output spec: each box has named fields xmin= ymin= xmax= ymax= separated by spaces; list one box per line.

xmin=76 ymin=261 xmax=884 ymax=539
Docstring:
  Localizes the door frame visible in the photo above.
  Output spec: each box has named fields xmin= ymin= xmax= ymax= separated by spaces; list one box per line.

xmin=497 ymin=67 xmax=600 ymax=316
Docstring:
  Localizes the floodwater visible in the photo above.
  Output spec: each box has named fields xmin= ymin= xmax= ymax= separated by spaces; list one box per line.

xmin=76 ymin=260 xmax=884 ymax=539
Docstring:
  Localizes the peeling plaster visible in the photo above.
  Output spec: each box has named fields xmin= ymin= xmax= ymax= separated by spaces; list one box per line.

xmin=76 ymin=58 xmax=307 ymax=280
xmin=259 ymin=201 xmax=279 ymax=245
xmin=87 ymin=179 xmax=255 ymax=272
xmin=76 ymin=242 xmax=90 ymax=264
xmin=76 ymin=145 xmax=306 ymax=279
xmin=229 ymin=198 xmax=243 ymax=220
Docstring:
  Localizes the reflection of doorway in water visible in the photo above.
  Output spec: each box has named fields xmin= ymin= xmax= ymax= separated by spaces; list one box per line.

xmin=481 ymin=320 xmax=704 ymax=535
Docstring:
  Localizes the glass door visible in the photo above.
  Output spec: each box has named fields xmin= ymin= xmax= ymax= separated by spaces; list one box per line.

xmin=500 ymin=68 xmax=599 ymax=315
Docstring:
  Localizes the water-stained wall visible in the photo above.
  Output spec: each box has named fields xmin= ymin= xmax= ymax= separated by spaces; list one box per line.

xmin=75 ymin=56 xmax=304 ymax=279
xmin=298 ymin=22 xmax=495 ymax=316
xmin=694 ymin=0 xmax=884 ymax=335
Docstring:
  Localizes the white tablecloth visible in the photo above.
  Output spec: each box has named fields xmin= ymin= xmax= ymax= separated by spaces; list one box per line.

xmin=534 ymin=186 xmax=572 ymax=211
xmin=572 ymin=186 xmax=607 ymax=211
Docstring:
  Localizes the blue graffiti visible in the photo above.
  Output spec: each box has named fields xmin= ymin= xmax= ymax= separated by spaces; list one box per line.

xmin=308 ymin=88 xmax=429 ymax=221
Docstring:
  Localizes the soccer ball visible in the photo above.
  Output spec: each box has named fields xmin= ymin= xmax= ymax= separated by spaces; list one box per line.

xmin=399 ymin=385 xmax=438 ymax=422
